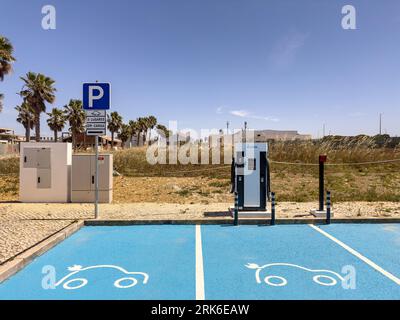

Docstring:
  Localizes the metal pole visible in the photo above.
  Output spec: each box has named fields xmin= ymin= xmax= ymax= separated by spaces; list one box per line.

xmin=271 ymin=192 xmax=275 ymax=225
xmin=95 ymin=136 xmax=99 ymax=219
xmin=243 ymin=121 xmax=247 ymax=143
xmin=326 ymin=191 xmax=331 ymax=224
xmin=234 ymin=192 xmax=239 ymax=226
xmin=319 ymin=158 xmax=324 ymax=211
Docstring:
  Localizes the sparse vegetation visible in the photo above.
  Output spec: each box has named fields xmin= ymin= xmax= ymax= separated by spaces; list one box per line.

xmin=1 ymin=137 xmax=400 ymax=202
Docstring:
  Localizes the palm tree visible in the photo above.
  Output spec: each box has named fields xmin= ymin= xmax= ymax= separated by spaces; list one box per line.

xmin=20 ymin=72 xmax=56 ymax=142
xmin=64 ymin=99 xmax=85 ymax=150
xmin=15 ymin=101 xmax=34 ymax=142
xmin=156 ymin=124 xmax=171 ymax=144
xmin=0 ymin=36 xmax=15 ymax=81
xmin=118 ymin=124 xmax=131 ymax=148
xmin=47 ymin=108 xmax=66 ymax=142
xmin=0 ymin=36 xmax=16 ymax=113
xmin=137 ymin=117 xmax=148 ymax=146
xmin=0 ymin=93 xmax=3 ymax=113
xmin=146 ymin=115 xmax=157 ymax=145
xmin=128 ymin=120 xmax=140 ymax=147
xmin=107 ymin=111 xmax=123 ymax=149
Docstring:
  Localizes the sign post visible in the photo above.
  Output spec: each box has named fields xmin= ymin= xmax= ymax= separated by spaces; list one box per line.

xmin=95 ymin=135 xmax=99 ymax=218
xmin=83 ymin=82 xmax=111 ymax=219
xmin=318 ymin=154 xmax=327 ymax=211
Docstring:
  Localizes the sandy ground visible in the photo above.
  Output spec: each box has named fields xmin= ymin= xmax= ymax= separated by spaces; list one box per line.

xmin=1 ymin=201 xmax=400 ymax=264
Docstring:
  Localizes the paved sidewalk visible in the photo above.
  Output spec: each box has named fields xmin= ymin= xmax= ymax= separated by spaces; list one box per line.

xmin=1 ymin=201 xmax=399 ymax=264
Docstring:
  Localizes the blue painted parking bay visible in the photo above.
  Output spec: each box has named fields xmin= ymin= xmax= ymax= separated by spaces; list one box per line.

xmin=0 ymin=226 xmax=196 ymax=300
xmin=202 ymin=225 xmax=400 ymax=299
xmin=1 ymin=224 xmax=400 ymax=299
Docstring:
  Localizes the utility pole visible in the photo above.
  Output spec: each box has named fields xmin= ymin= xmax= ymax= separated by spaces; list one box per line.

xmin=379 ymin=113 xmax=383 ymax=135
xmin=323 ymin=123 xmax=326 ymax=137
xmin=226 ymin=121 xmax=229 ymax=134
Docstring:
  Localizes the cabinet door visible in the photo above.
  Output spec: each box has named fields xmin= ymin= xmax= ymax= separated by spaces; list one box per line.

xmin=90 ymin=155 xmax=112 ymax=190
xmin=72 ymin=156 xmax=92 ymax=191
xmin=23 ymin=148 xmax=39 ymax=168
xmin=37 ymin=169 xmax=51 ymax=188
xmin=37 ymin=148 xmax=51 ymax=169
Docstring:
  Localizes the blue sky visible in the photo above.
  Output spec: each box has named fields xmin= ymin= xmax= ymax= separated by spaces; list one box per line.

xmin=0 ymin=0 xmax=399 ymax=137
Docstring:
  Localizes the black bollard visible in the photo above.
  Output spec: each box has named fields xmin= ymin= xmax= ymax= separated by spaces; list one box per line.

xmin=234 ymin=192 xmax=239 ymax=226
xmin=326 ymin=191 xmax=331 ymax=224
xmin=271 ymin=192 xmax=276 ymax=225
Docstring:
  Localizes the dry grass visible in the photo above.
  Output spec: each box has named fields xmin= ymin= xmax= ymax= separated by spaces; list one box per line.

xmin=113 ymin=146 xmax=230 ymax=178
xmin=1 ymin=138 xmax=400 ymax=203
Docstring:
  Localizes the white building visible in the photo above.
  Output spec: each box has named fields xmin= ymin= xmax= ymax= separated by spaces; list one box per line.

xmin=208 ymin=129 xmax=312 ymax=146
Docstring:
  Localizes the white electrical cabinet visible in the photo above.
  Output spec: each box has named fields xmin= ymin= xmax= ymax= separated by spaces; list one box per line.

xmin=19 ymin=142 xmax=72 ymax=202
xmin=71 ymin=154 xmax=113 ymax=203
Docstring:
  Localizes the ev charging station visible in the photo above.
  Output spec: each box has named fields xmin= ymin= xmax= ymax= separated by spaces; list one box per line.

xmin=230 ymin=142 xmax=271 ymax=218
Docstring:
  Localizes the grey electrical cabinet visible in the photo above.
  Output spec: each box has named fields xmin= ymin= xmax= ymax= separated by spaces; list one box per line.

xmin=20 ymin=143 xmax=72 ymax=203
xmin=71 ymin=154 xmax=113 ymax=203
xmin=37 ymin=169 xmax=51 ymax=189
xmin=23 ymin=147 xmax=51 ymax=169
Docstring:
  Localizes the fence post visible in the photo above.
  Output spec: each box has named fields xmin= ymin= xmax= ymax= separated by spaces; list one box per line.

xmin=271 ymin=192 xmax=276 ymax=225
xmin=234 ymin=192 xmax=239 ymax=226
xmin=326 ymin=191 xmax=331 ymax=224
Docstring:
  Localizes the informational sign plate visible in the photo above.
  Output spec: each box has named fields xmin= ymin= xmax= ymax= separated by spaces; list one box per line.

xmin=86 ymin=116 xmax=106 ymax=123
xmin=85 ymin=110 xmax=107 ymax=136
xmin=86 ymin=110 xmax=106 ymax=117
xmin=86 ymin=122 xmax=106 ymax=130
xmin=86 ymin=129 xmax=106 ymax=136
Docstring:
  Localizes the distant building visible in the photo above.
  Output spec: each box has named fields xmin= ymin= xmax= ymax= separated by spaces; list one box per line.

xmin=208 ymin=129 xmax=312 ymax=146
xmin=247 ymin=130 xmax=312 ymax=142
xmin=62 ymin=132 xmax=122 ymax=149
xmin=0 ymin=128 xmax=23 ymax=143
xmin=125 ymin=131 xmax=191 ymax=148
xmin=0 ymin=128 xmax=22 ymax=155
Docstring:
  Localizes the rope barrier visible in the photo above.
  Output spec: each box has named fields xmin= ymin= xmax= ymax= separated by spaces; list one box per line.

xmin=1 ymin=158 xmax=400 ymax=177
xmin=269 ymin=161 xmax=319 ymax=166
xmin=122 ymin=164 xmax=230 ymax=176
xmin=269 ymin=158 xmax=400 ymax=166
xmin=121 ymin=157 xmax=400 ymax=176
xmin=158 ymin=165 xmax=230 ymax=175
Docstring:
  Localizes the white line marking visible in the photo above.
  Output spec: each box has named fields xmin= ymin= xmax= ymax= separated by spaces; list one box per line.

xmin=195 ymin=224 xmax=205 ymax=300
xmin=309 ymin=224 xmax=400 ymax=286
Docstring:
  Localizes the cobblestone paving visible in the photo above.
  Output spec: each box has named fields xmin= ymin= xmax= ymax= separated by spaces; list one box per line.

xmin=1 ymin=201 xmax=399 ymax=264
xmin=0 ymin=220 xmax=72 ymax=263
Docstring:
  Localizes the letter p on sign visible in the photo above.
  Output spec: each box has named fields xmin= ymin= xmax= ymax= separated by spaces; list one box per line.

xmin=83 ymin=83 xmax=111 ymax=110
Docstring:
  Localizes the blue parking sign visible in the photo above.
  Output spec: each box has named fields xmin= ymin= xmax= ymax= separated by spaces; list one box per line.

xmin=83 ymin=83 xmax=111 ymax=110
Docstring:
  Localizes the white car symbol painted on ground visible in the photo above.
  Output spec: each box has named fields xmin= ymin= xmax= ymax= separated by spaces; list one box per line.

xmin=55 ymin=265 xmax=149 ymax=290
xmin=245 ymin=263 xmax=345 ymax=287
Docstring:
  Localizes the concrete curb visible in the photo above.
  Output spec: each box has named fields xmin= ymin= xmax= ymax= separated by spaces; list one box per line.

xmin=0 ymin=220 xmax=84 ymax=283
xmin=84 ymin=217 xmax=400 ymax=226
